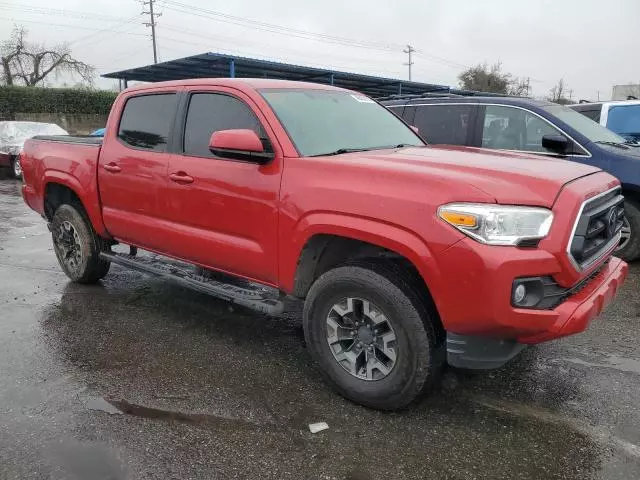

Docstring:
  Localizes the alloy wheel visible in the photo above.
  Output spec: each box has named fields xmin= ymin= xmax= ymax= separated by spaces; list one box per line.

xmin=325 ymin=297 xmax=398 ymax=381
xmin=54 ymin=220 xmax=83 ymax=273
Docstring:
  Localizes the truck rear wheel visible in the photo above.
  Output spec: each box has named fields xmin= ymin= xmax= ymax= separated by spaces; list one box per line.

xmin=617 ymin=199 xmax=640 ymax=262
xmin=51 ymin=204 xmax=111 ymax=283
xmin=303 ymin=264 xmax=443 ymax=410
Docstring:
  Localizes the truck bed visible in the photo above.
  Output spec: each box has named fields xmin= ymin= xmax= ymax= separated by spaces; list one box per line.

xmin=21 ymin=135 xmax=105 ymax=235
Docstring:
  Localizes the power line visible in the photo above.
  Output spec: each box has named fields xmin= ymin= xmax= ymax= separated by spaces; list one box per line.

xmin=141 ymin=0 xmax=162 ymax=64
xmin=159 ymin=24 xmax=403 ymax=71
xmin=403 ymin=45 xmax=414 ymax=81
xmin=161 ymin=0 xmax=404 ymax=52
xmin=157 ymin=34 xmax=404 ymax=76
xmin=0 ymin=16 xmax=148 ymax=38
xmin=0 ymin=2 xmax=130 ymax=23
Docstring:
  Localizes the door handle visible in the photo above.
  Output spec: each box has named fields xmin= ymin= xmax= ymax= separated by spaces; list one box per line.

xmin=103 ymin=163 xmax=121 ymax=173
xmin=169 ymin=172 xmax=194 ymax=184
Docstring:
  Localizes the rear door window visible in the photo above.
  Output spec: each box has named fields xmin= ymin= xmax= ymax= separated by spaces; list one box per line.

xmin=482 ymin=105 xmax=560 ymax=153
xmin=118 ymin=94 xmax=177 ymax=152
xmin=183 ymin=93 xmax=269 ymax=158
xmin=412 ymin=104 xmax=474 ymax=145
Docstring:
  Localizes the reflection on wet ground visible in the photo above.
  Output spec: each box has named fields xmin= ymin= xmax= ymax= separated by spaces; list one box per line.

xmin=1 ymin=177 xmax=639 ymax=479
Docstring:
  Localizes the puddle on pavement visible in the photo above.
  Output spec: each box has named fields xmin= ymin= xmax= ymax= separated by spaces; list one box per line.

xmin=560 ymin=355 xmax=640 ymax=374
xmin=86 ymin=396 xmax=124 ymax=415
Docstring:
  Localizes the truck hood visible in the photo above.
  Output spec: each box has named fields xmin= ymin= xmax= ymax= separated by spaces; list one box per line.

xmin=345 ymin=145 xmax=602 ymax=207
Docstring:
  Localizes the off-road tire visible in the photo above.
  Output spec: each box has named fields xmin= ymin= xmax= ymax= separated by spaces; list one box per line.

xmin=51 ymin=204 xmax=111 ymax=283
xmin=617 ymin=199 xmax=640 ymax=262
xmin=303 ymin=263 xmax=444 ymax=410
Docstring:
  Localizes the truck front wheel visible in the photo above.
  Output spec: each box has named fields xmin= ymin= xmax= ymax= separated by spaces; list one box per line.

xmin=51 ymin=204 xmax=111 ymax=283
xmin=617 ymin=199 xmax=640 ymax=262
xmin=303 ymin=264 xmax=443 ymax=410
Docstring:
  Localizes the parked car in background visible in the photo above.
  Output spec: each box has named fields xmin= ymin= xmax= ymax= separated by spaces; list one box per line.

xmin=90 ymin=128 xmax=106 ymax=137
xmin=570 ymin=100 xmax=640 ymax=144
xmin=19 ymin=79 xmax=627 ymax=410
xmin=0 ymin=121 xmax=68 ymax=179
xmin=383 ymin=95 xmax=640 ymax=261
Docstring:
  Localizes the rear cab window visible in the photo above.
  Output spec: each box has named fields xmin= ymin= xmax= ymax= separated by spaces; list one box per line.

xmin=118 ymin=93 xmax=177 ymax=152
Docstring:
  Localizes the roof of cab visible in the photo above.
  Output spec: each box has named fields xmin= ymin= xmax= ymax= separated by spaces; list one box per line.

xmin=124 ymin=78 xmax=349 ymax=93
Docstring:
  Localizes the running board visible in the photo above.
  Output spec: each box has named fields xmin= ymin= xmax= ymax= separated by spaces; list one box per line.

xmin=99 ymin=251 xmax=285 ymax=315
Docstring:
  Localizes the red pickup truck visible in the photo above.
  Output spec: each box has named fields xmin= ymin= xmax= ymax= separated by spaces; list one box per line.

xmin=21 ymin=79 xmax=627 ymax=410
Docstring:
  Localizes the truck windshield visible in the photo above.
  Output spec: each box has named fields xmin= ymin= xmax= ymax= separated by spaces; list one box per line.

xmin=260 ymin=89 xmax=425 ymax=157
xmin=606 ymin=104 xmax=640 ymax=141
xmin=543 ymin=104 xmax=627 ymax=144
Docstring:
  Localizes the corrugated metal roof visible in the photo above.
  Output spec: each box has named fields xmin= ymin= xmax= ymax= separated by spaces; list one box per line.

xmin=102 ymin=52 xmax=449 ymax=97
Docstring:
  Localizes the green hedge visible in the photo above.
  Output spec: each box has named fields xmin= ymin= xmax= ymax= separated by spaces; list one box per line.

xmin=0 ymin=86 xmax=117 ymax=115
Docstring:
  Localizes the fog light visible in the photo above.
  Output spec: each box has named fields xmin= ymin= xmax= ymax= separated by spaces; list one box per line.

xmin=513 ymin=284 xmax=527 ymax=305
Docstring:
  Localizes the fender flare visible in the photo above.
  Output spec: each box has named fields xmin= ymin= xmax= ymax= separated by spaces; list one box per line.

xmin=43 ymin=170 xmax=109 ymax=237
xmin=281 ymin=212 xmax=442 ymax=298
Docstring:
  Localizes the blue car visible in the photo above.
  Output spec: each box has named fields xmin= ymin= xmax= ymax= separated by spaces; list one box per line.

xmin=90 ymin=128 xmax=106 ymax=137
xmin=383 ymin=95 xmax=640 ymax=261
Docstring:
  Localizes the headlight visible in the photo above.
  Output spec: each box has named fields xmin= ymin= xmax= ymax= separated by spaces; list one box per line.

xmin=438 ymin=203 xmax=553 ymax=246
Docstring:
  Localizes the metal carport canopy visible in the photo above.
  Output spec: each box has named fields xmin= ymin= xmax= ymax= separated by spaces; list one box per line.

xmin=102 ymin=52 xmax=449 ymax=97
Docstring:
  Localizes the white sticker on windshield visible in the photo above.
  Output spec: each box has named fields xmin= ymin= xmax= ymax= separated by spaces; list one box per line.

xmin=351 ymin=94 xmax=375 ymax=103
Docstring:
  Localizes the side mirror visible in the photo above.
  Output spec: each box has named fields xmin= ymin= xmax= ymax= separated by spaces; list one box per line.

xmin=209 ymin=129 xmax=274 ymax=163
xmin=541 ymin=134 xmax=570 ymax=155
xmin=410 ymin=125 xmax=419 ymax=134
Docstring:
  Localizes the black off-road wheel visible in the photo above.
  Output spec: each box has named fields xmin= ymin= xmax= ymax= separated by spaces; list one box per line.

xmin=303 ymin=263 xmax=443 ymax=410
xmin=51 ymin=204 xmax=111 ymax=283
xmin=617 ymin=199 xmax=640 ymax=262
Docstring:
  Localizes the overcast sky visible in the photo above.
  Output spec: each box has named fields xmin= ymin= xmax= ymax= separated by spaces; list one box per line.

xmin=1 ymin=0 xmax=639 ymax=100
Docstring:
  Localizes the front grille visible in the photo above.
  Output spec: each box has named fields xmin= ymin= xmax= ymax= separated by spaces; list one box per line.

xmin=569 ymin=188 xmax=624 ymax=270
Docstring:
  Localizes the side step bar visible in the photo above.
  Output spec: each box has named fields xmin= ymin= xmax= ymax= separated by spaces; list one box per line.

xmin=99 ymin=251 xmax=285 ymax=315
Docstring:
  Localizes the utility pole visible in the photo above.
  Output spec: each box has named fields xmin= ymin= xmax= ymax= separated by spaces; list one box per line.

xmin=597 ymin=90 xmax=600 ymax=101
xmin=142 ymin=0 xmax=161 ymax=64
xmin=403 ymin=45 xmax=415 ymax=81
xmin=568 ymin=89 xmax=573 ymax=101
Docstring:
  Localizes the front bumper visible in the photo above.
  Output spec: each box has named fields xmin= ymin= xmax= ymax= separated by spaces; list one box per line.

xmin=444 ymin=257 xmax=627 ymax=370
xmin=516 ymin=256 xmax=627 ymax=343
xmin=430 ymin=235 xmax=627 ymax=345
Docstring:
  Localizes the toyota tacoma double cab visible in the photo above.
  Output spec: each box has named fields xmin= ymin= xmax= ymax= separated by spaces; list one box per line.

xmin=21 ymin=79 xmax=627 ymax=410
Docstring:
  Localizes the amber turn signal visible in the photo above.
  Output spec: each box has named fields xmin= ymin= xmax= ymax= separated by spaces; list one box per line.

xmin=439 ymin=210 xmax=478 ymax=228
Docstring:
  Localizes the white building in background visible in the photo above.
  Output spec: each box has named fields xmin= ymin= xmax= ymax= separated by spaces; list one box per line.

xmin=613 ymin=84 xmax=640 ymax=100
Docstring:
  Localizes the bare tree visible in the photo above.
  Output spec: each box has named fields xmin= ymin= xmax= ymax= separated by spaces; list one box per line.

xmin=1 ymin=27 xmax=94 ymax=87
xmin=458 ymin=62 xmax=530 ymax=96
xmin=547 ymin=79 xmax=574 ymax=105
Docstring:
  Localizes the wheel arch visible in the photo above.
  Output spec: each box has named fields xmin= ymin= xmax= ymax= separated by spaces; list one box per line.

xmin=43 ymin=173 xmax=109 ymax=237
xmin=283 ymin=213 xmax=445 ymax=333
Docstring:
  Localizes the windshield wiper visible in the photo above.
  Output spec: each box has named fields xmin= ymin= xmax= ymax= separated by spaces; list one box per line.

xmin=594 ymin=140 xmax=630 ymax=150
xmin=309 ymin=147 xmax=372 ymax=157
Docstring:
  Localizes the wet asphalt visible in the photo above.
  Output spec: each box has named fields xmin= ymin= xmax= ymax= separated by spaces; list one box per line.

xmin=1 ymin=175 xmax=639 ymax=480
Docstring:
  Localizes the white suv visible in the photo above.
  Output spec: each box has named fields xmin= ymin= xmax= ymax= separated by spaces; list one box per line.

xmin=571 ymin=100 xmax=640 ymax=144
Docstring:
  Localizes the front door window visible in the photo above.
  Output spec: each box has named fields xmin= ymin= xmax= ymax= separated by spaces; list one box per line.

xmin=482 ymin=105 xmax=561 ymax=153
